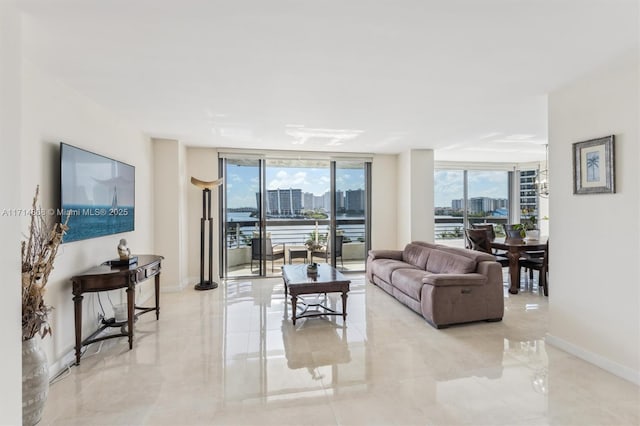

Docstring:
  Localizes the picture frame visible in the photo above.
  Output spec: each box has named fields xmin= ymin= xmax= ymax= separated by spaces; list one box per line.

xmin=572 ymin=135 xmax=615 ymax=195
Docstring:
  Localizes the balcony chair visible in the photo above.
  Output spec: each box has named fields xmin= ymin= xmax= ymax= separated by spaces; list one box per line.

xmin=311 ymin=235 xmax=344 ymax=268
xmin=519 ymin=240 xmax=549 ymax=296
xmin=251 ymin=238 xmax=285 ymax=272
xmin=465 ymin=228 xmax=509 ymax=267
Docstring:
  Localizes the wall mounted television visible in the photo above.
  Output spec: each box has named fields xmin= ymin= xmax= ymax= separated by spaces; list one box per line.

xmin=60 ymin=143 xmax=135 ymax=243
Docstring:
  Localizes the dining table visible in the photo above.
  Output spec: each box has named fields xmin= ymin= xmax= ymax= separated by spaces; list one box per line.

xmin=491 ymin=236 xmax=548 ymax=294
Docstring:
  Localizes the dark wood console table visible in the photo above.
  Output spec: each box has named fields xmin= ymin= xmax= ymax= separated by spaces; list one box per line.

xmin=71 ymin=254 xmax=164 ymax=365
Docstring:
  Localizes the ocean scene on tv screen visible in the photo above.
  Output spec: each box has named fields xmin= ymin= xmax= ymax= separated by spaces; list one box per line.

xmin=61 ymin=144 xmax=135 ymax=243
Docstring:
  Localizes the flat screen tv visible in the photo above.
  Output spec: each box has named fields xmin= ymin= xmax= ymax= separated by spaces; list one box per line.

xmin=60 ymin=143 xmax=135 ymax=243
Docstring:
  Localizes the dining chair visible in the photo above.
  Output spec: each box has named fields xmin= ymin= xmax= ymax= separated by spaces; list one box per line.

xmin=519 ymin=240 xmax=548 ymax=296
xmin=471 ymin=223 xmax=509 ymax=256
xmin=251 ymin=238 xmax=286 ymax=272
xmin=465 ymin=229 xmax=509 ymax=267
xmin=471 ymin=223 xmax=495 ymax=241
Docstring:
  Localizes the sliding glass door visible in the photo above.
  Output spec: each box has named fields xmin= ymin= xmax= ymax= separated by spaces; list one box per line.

xmin=335 ymin=160 xmax=369 ymax=271
xmin=221 ymin=158 xmax=264 ymax=278
xmin=220 ymin=155 xmax=371 ymax=278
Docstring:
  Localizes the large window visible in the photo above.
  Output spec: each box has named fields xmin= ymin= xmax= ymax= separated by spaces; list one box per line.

xmin=434 ymin=168 xmax=511 ymax=246
xmin=220 ymin=154 xmax=371 ymax=277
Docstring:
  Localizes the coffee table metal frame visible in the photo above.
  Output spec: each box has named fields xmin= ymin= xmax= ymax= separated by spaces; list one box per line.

xmin=282 ymin=264 xmax=350 ymax=325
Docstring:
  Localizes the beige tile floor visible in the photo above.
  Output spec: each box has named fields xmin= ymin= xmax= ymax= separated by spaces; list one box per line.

xmin=41 ymin=275 xmax=639 ymax=425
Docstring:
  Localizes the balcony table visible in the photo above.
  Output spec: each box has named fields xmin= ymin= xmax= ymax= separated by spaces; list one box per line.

xmin=491 ymin=237 xmax=548 ymax=294
xmin=288 ymin=247 xmax=309 ymax=264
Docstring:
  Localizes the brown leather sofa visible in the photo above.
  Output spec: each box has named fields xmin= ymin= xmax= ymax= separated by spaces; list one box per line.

xmin=366 ymin=241 xmax=504 ymax=328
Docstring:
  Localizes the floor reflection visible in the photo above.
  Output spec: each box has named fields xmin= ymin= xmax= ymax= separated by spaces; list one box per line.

xmin=282 ymin=319 xmax=350 ymax=372
xmin=40 ymin=274 xmax=639 ymax=426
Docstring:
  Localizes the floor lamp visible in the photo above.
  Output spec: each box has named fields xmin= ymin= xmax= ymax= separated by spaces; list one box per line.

xmin=191 ymin=176 xmax=223 ymax=291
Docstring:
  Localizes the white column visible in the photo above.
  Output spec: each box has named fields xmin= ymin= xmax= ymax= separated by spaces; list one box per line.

xmin=0 ymin=2 xmax=22 ymax=423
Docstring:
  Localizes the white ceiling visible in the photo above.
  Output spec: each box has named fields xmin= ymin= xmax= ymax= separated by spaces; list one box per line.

xmin=19 ymin=0 xmax=639 ymax=162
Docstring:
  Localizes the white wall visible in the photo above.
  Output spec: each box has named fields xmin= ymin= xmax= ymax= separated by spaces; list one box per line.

xmin=153 ymin=138 xmax=185 ymax=290
xmin=547 ymin=49 xmax=639 ymax=383
xmin=396 ymin=149 xmax=435 ymax=247
xmin=20 ymin=63 xmax=154 ymax=374
xmin=178 ymin=142 xmax=188 ymax=287
xmin=397 ymin=151 xmax=412 ymax=246
xmin=410 ymin=150 xmax=434 ymax=242
xmin=371 ymin=154 xmax=398 ymax=249
xmin=186 ymin=148 xmax=220 ymax=283
xmin=0 ymin=1 xmax=22 ymax=423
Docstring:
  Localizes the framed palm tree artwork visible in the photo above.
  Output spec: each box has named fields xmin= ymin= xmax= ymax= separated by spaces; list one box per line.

xmin=573 ymin=135 xmax=615 ymax=194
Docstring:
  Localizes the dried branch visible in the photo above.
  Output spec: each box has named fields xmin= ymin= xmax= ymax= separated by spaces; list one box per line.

xmin=22 ymin=186 xmax=69 ymax=341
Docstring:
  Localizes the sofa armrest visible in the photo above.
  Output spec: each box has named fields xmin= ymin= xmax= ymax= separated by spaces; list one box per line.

xmin=422 ymin=273 xmax=487 ymax=287
xmin=476 ymin=261 xmax=503 ymax=287
xmin=367 ymin=249 xmax=403 ymax=261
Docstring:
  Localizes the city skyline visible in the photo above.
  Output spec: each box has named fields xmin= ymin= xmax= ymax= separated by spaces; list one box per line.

xmin=226 ymin=164 xmax=365 ymax=209
xmin=262 ymin=187 xmax=365 ymax=215
xmin=434 ymin=170 xmax=509 ymax=207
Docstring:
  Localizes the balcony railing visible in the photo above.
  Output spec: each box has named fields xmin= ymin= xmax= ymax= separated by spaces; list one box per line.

xmin=224 ymin=218 xmax=367 ymax=272
xmin=435 ymin=217 xmax=508 ymax=240
xmin=225 ymin=219 xmax=366 ymax=248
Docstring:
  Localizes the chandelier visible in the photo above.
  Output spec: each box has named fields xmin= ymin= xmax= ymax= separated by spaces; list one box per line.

xmin=535 ymin=144 xmax=549 ymax=198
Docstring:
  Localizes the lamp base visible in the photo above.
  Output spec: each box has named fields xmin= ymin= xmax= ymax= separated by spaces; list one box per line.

xmin=194 ymin=281 xmax=218 ymax=291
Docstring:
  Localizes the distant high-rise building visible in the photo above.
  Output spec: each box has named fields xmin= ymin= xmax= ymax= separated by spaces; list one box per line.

xmin=468 ymin=197 xmax=485 ymax=214
xmin=345 ymin=189 xmax=365 ymax=212
xmin=494 ymin=199 xmax=508 ymax=209
xmin=323 ymin=191 xmax=332 ymax=212
xmin=335 ymin=190 xmax=344 ymax=211
xmin=264 ymin=188 xmax=302 ymax=216
xmin=451 ymin=197 xmax=507 ymax=214
xmin=313 ymin=195 xmax=325 ymax=210
xmin=519 ymin=169 xmax=538 ymax=217
xmin=303 ymin=192 xmax=314 ymax=209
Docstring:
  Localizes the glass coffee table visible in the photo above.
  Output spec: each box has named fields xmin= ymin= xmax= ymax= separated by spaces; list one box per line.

xmin=281 ymin=264 xmax=350 ymax=325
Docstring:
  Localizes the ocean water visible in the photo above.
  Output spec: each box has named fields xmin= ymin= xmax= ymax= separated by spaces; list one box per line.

xmin=62 ymin=204 xmax=134 ymax=243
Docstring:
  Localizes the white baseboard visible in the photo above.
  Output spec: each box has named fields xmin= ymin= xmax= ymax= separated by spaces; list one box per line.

xmin=48 ymin=289 xmax=157 ymax=381
xmin=48 ymin=348 xmax=76 ymax=381
xmin=545 ymin=333 xmax=640 ymax=385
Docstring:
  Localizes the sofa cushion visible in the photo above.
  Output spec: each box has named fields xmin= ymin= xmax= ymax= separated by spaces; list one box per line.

xmin=370 ymin=259 xmax=419 ymax=283
xmin=411 ymin=241 xmax=439 ymax=250
xmin=426 ymin=249 xmax=476 ymax=274
xmin=402 ymin=243 xmax=430 ymax=269
xmin=392 ymin=268 xmax=431 ymax=300
xmin=435 ymin=245 xmax=496 ymax=263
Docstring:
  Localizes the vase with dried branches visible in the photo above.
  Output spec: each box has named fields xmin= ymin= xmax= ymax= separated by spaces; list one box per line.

xmin=22 ymin=186 xmax=68 ymax=426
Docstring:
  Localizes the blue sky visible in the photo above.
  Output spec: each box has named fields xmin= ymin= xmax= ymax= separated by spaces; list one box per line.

xmin=225 ymin=165 xmax=507 ymax=209
xmin=434 ymin=170 xmax=509 ymax=207
xmin=225 ymin=164 xmax=365 ymax=208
